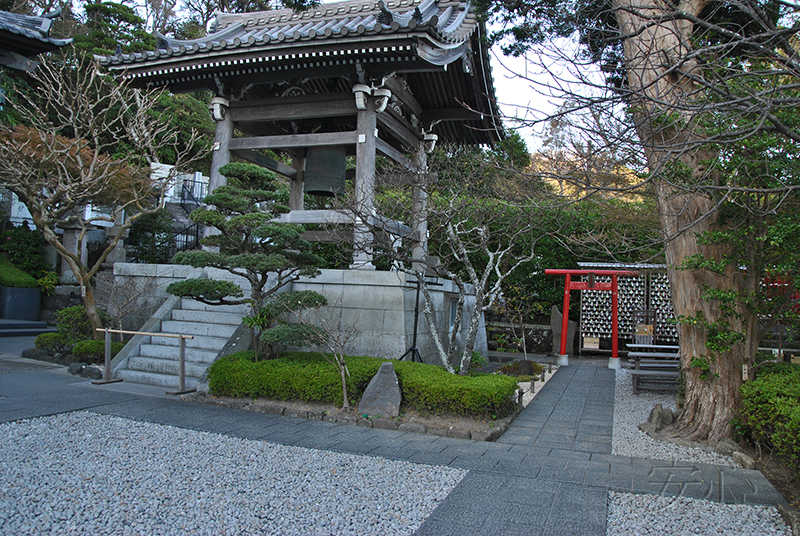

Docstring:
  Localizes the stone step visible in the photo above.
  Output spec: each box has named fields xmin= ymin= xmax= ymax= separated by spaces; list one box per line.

xmin=180 ymin=298 xmax=251 ymax=315
xmin=116 ymin=369 xmax=200 ymax=389
xmin=160 ymin=320 xmax=238 ymax=338
xmin=150 ymin=334 xmax=228 ymax=351
xmin=171 ymin=309 xmax=245 ymax=326
xmin=126 ymin=356 xmax=208 ymax=378
xmin=139 ymin=343 xmax=218 ymax=364
xmin=0 ymin=326 xmax=57 ymax=337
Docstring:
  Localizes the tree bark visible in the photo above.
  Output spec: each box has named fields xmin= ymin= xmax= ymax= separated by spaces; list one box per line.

xmin=613 ymin=0 xmax=746 ymax=443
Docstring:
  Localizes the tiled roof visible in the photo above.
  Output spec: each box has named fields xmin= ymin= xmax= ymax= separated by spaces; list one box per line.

xmin=0 ymin=9 xmax=72 ymax=55
xmin=98 ymin=0 xmax=476 ymax=68
xmin=95 ymin=0 xmax=503 ymax=146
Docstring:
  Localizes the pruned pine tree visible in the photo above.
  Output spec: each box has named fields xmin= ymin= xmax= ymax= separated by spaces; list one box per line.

xmin=167 ymin=162 xmax=324 ymax=356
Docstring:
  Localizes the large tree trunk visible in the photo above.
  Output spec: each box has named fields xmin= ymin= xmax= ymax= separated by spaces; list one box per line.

xmin=613 ymin=0 xmax=746 ymax=444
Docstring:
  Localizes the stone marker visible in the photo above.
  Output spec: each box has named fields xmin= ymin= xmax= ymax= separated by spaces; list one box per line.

xmin=518 ymin=360 xmax=536 ymax=376
xmin=358 ymin=361 xmax=401 ymax=418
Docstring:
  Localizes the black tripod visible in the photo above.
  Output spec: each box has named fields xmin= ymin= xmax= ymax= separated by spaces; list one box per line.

xmin=399 ymin=279 xmax=423 ymax=363
xmin=400 ymin=276 xmax=442 ymax=363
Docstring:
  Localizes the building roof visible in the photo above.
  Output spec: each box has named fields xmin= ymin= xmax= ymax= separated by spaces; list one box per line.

xmin=98 ymin=0 xmax=503 ymax=146
xmin=0 ymin=9 xmax=72 ymax=56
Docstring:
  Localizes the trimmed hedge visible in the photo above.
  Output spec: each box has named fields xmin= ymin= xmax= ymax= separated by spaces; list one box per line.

xmin=55 ymin=305 xmax=112 ymax=341
xmin=0 ymin=256 xmax=38 ymax=288
xmin=739 ymin=363 xmax=800 ymax=474
xmin=35 ymin=332 xmax=72 ymax=354
xmin=208 ymin=351 xmax=519 ymax=418
xmin=72 ymin=340 xmax=125 ymax=365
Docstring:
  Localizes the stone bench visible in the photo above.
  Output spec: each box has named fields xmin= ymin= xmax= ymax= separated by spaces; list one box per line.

xmin=628 ymin=369 xmax=679 ymax=394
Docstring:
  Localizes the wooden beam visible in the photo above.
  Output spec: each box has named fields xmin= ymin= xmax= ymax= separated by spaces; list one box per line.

xmin=376 ymin=139 xmax=413 ymax=170
xmin=230 ymin=149 xmax=297 ymax=179
xmin=229 ymin=94 xmax=356 ymax=123
xmin=381 ymin=74 xmax=423 ymax=117
xmin=273 ymin=209 xmax=351 ymax=225
xmin=422 ymin=108 xmax=483 ymax=123
xmin=229 ymin=132 xmax=358 ymax=151
xmin=377 ymin=111 xmax=423 ymax=149
xmin=368 ymin=215 xmax=416 ymax=240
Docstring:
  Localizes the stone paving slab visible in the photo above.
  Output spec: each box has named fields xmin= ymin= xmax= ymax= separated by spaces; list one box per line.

xmin=0 ymin=361 xmax=789 ymax=536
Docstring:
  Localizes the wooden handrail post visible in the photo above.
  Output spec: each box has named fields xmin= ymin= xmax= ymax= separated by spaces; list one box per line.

xmin=90 ymin=328 xmax=195 ymax=393
xmin=166 ymin=335 xmax=196 ymax=396
xmin=91 ymin=327 xmax=123 ymax=385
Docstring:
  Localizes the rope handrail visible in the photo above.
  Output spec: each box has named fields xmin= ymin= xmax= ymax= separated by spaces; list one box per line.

xmin=94 ymin=328 xmax=193 ymax=340
xmin=91 ymin=327 xmax=196 ymax=395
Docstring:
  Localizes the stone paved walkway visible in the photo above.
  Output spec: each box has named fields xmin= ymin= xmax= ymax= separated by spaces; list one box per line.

xmin=0 ymin=340 xmax=787 ymax=535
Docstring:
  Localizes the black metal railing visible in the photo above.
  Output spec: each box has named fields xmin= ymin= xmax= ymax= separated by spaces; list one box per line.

xmin=174 ymin=222 xmax=202 ymax=253
xmin=180 ymin=180 xmax=206 ymax=217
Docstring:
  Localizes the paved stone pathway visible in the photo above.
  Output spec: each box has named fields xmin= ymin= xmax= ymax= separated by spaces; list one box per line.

xmin=0 ymin=342 xmax=787 ymax=535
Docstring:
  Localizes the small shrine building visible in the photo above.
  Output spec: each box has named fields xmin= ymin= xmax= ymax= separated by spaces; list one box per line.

xmin=99 ymin=0 xmax=502 ymax=361
xmin=99 ymin=0 xmax=503 ymax=269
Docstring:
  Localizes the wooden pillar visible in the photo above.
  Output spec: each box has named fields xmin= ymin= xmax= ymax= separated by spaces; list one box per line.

xmin=351 ymin=97 xmax=377 ymax=269
xmin=289 ymin=153 xmax=305 ymax=211
xmin=209 ymin=97 xmax=232 ymax=194
xmin=411 ymin=146 xmax=428 ymax=272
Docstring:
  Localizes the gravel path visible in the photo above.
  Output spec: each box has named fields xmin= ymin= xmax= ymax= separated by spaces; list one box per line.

xmin=0 ymin=412 xmax=465 ymax=536
xmin=608 ymin=368 xmax=790 ymax=535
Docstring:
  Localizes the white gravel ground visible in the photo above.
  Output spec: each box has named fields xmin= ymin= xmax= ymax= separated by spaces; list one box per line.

xmin=608 ymin=368 xmax=791 ymax=536
xmin=0 ymin=412 xmax=465 ymax=536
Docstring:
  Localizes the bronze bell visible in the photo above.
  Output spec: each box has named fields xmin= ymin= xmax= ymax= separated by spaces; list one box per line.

xmin=304 ymin=146 xmax=346 ymax=196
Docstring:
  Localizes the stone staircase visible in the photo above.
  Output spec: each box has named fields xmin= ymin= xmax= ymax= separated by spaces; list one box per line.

xmin=116 ymin=298 xmax=249 ymax=389
xmin=0 ymin=319 xmax=57 ymax=337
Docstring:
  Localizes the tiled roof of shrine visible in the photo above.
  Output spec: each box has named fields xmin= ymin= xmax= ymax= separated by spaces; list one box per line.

xmin=0 ymin=9 xmax=72 ymax=55
xmin=97 ymin=0 xmax=503 ymax=145
xmin=99 ymin=0 xmax=476 ymax=69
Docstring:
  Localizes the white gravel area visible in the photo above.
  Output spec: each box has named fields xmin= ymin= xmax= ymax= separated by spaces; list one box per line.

xmin=608 ymin=368 xmax=791 ymax=536
xmin=0 ymin=412 xmax=466 ymax=536
xmin=607 ymin=491 xmax=790 ymax=536
xmin=612 ymin=368 xmax=735 ymax=467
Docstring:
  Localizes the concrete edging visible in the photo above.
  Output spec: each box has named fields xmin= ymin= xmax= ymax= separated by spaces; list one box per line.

xmin=181 ymin=392 xmax=521 ymax=442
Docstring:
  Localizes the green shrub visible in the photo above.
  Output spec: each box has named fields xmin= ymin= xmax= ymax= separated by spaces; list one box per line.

xmin=739 ymin=364 xmax=800 ymax=474
xmin=55 ymin=305 xmax=112 ymax=341
xmin=208 ymin=351 xmax=519 ymax=418
xmin=0 ymin=224 xmax=51 ymax=276
xmin=0 ymin=256 xmax=38 ymax=288
xmin=35 ymin=332 xmax=72 ymax=354
xmin=72 ymin=340 xmax=125 ymax=364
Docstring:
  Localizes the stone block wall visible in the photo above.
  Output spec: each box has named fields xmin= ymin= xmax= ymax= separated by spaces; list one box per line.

xmin=105 ymin=265 xmax=488 ymax=367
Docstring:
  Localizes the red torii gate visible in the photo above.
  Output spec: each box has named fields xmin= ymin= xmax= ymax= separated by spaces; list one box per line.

xmin=545 ymin=269 xmax=639 ymax=369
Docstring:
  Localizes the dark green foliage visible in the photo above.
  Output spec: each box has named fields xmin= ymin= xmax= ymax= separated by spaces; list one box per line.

xmin=35 ymin=332 xmax=72 ymax=354
xmin=166 ymin=279 xmax=244 ymax=304
xmin=126 ymin=208 xmax=173 ymax=264
xmin=739 ymin=364 xmax=800 ymax=475
xmin=169 ymin=163 xmax=322 ymax=310
xmin=72 ymin=1 xmax=157 ymax=56
xmin=152 ymin=92 xmax=214 ymax=170
xmin=0 ymin=256 xmax=38 ymax=288
xmin=244 ymin=291 xmax=328 ymax=357
xmin=55 ymin=305 xmax=112 ymax=342
xmin=72 ymin=339 xmax=125 ymax=364
xmin=0 ymin=224 xmax=52 ymax=276
xmin=208 ymin=352 xmax=519 ymax=418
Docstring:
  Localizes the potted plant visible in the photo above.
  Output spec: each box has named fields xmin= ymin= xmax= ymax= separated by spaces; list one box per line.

xmin=0 ymin=256 xmax=41 ymax=320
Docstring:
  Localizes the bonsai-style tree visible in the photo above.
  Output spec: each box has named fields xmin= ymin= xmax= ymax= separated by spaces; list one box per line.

xmin=167 ymin=162 xmax=324 ymax=355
